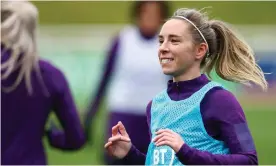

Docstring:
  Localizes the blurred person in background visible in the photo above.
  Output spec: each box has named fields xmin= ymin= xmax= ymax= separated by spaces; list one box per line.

xmin=1 ymin=1 xmax=85 ymax=165
xmin=84 ymin=1 xmax=170 ymax=164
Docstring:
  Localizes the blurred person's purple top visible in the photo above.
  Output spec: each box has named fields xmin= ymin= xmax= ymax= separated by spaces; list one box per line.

xmin=1 ymin=44 xmax=85 ymax=165
xmin=121 ymin=74 xmax=258 ymax=165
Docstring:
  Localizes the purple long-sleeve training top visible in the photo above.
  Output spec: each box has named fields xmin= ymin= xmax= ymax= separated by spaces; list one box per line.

xmin=122 ymin=74 xmax=258 ymax=165
xmin=1 ymin=44 xmax=85 ymax=165
xmin=88 ymin=33 xmax=257 ymax=165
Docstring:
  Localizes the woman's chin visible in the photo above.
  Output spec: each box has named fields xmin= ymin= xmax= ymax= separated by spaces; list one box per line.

xmin=162 ymin=68 xmax=175 ymax=76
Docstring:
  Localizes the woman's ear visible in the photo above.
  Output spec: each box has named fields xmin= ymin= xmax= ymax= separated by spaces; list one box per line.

xmin=195 ymin=43 xmax=208 ymax=60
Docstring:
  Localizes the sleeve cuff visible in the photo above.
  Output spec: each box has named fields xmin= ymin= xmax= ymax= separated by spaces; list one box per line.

xmin=175 ymin=143 xmax=192 ymax=163
xmin=123 ymin=144 xmax=137 ymax=161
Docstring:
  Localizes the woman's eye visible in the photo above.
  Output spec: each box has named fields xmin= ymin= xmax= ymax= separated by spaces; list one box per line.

xmin=171 ymin=39 xmax=179 ymax=43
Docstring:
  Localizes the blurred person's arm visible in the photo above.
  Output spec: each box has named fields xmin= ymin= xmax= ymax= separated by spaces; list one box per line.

xmin=84 ymin=36 xmax=120 ymax=138
xmin=46 ymin=67 xmax=86 ymax=150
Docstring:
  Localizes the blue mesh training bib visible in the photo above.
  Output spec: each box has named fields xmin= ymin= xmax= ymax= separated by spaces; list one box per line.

xmin=145 ymin=81 xmax=230 ymax=165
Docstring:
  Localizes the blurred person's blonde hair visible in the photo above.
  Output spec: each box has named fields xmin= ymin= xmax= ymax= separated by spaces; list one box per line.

xmin=1 ymin=0 xmax=48 ymax=95
xmin=172 ymin=8 xmax=268 ymax=91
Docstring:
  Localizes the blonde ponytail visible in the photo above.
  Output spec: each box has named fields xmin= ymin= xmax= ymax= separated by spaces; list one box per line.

xmin=206 ymin=20 xmax=268 ymax=90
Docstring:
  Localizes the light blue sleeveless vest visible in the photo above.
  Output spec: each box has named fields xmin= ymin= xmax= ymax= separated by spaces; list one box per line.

xmin=145 ymin=81 xmax=230 ymax=165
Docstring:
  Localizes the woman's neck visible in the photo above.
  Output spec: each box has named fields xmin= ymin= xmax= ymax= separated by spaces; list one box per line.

xmin=173 ymin=71 xmax=202 ymax=82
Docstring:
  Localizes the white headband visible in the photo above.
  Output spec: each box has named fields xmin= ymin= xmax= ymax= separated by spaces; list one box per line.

xmin=173 ymin=16 xmax=210 ymax=56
